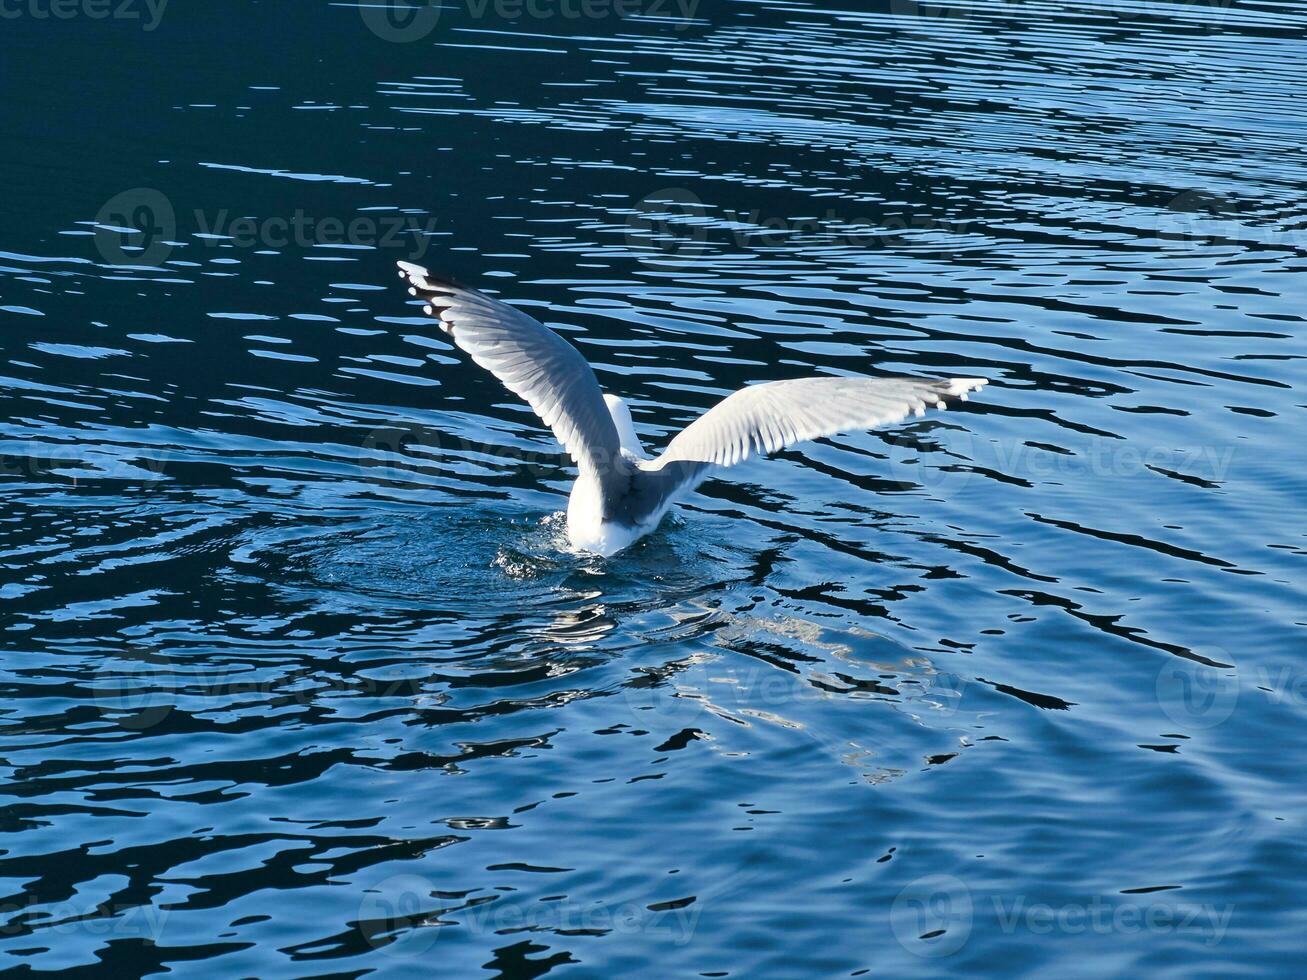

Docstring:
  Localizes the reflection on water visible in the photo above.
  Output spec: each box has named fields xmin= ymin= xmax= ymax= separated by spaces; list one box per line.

xmin=1 ymin=0 xmax=1305 ymax=975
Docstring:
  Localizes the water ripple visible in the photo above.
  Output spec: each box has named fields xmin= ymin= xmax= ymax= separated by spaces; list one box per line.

xmin=1 ymin=0 xmax=1305 ymax=975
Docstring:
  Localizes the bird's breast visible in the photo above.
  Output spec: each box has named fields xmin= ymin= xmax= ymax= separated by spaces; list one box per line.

xmin=566 ymin=472 xmax=648 ymax=557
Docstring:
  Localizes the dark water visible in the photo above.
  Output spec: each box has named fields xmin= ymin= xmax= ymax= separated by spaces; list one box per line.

xmin=3 ymin=0 xmax=1306 ymax=975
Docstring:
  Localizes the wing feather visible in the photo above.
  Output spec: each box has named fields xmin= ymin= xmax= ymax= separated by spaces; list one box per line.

xmin=653 ymin=376 xmax=987 ymax=470
xmin=396 ymin=261 xmax=631 ymax=504
xmin=623 ymin=376 xmax=988 ymax=521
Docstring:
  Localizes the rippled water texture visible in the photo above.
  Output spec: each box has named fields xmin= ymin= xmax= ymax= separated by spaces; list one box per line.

xmin=2 ymin=1 xmax=1305 ymax=975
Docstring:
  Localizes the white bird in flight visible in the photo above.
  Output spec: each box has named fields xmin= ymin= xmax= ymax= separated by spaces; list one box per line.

xmin=396 ymin=261 xmax=988 ymax=557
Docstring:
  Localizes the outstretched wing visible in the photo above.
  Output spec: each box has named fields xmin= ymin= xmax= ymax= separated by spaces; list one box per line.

xmin=657 ymin=376 xmax=987 ymax=467
xmin=396 ymin=261 xmax=632 ymax=503
xmin=627 ymin=376 xmax=988 ymax=520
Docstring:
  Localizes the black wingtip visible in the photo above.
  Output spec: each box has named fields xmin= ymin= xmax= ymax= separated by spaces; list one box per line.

xmin=397 ymin=262 xmax=461 ymax=329
xmin=396 ymin=260 xmax=471 ymax=295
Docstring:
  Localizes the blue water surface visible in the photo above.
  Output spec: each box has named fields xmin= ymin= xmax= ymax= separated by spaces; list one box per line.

xmin=1 ymin=1 xmax=1305 ymax=976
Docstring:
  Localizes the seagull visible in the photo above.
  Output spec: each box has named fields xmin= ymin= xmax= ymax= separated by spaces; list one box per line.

xmin=396 ymin=261 xmax=987 ymax=557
